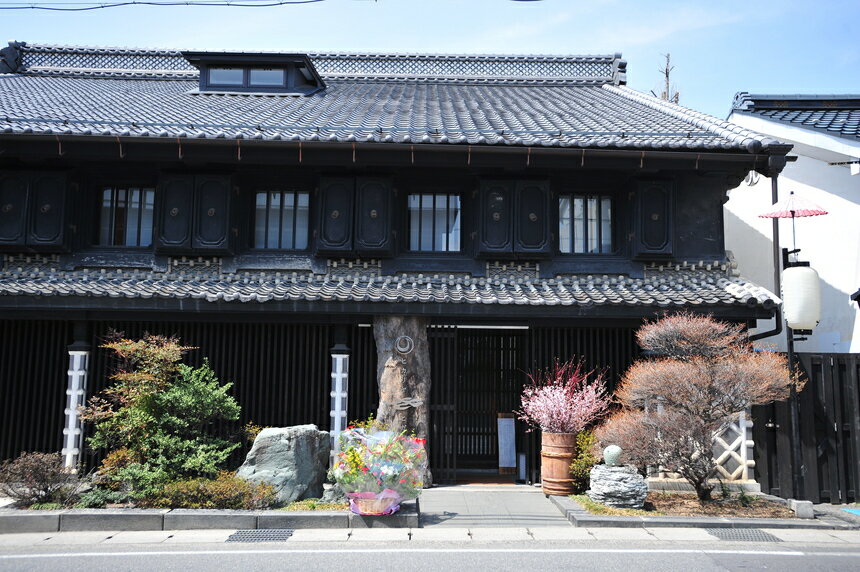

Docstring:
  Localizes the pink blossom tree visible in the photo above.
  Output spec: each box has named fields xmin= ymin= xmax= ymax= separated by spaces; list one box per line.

xmin=518 ymin=360 xmax=610 ymax=434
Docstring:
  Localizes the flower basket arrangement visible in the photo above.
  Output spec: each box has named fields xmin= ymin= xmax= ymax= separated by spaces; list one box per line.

xmin=329 ymin=428 xmax=427 ymax=515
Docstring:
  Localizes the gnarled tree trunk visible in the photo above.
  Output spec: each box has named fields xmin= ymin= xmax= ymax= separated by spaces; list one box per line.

xmin=373 ymin=315 xmax=432 ymax=485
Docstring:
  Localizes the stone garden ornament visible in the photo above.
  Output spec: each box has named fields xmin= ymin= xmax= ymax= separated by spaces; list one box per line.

xmin=587 ymin=445 xmax=648 ymax=509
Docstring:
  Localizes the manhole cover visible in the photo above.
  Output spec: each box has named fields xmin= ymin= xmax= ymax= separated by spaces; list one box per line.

xmin=705 ymin=528 xmax=783 ymax=542
xmin=226 ymin=529 xmax=294 ymax=543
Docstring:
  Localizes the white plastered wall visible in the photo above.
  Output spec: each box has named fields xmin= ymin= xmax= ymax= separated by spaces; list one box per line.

xmin=725 ymin=113 xmax=860 ymax=353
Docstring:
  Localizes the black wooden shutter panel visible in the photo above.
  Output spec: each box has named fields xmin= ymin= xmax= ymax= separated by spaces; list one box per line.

xmin=28 ymin=174 xmax=66 ymax=246
xmin=514 ymin=180 xmax=551 ymax=257
xmin=355 ymin=177 xmax=393 ymax=255
xmin=0 ymin=173 xmax=29 ymax=245
xmin=157 ymin=175 xmax=194 ymax=250
xmin=193 ymin=175 xmax=231 ymax=250
xmin=633 ymin=180 xmax=673 ymax=259
xmin=476 ymin=180 xmax=513 ymax=257
xmin=316 ymin=177 xmax=354 ymax=254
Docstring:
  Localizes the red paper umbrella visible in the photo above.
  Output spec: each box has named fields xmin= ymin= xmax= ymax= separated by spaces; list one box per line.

xmin=759 ymin=191 xmax=828 ymax=252
xmin=759 ymin=191 xmax=828 ymax=219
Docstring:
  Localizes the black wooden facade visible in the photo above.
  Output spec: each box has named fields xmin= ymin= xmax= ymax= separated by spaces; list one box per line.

xmin=0 ymin=43 xmax=791 ymax=481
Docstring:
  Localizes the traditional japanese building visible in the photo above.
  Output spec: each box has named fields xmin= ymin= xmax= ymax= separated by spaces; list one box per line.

xmin=0 ymin=42 xmax=789 ymax=483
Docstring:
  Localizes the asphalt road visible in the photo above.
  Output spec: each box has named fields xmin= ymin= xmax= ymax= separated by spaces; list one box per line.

xmin=2 ymin=541 xmax=860 ymax=572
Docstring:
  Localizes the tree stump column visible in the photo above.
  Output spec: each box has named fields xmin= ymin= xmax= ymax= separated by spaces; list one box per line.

xmin=373 ymin=315 xmax=432 ymax=485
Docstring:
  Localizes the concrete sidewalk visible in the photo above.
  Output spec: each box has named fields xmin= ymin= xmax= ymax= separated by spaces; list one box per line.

xmin=1 ymin=526 xmax=859 ymax=547
xmin=419 ymin=484 xmax=567 ymax=528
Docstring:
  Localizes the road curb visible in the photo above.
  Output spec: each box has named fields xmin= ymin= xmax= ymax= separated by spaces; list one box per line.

xmin=548 ymin=495 xmax=859 ymax=529
xmin=0 ymin=500 xmax=418 ymax=533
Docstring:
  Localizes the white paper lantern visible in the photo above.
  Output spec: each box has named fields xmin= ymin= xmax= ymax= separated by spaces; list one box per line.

xmin=782 ymin=266 xmax=821 ymax=330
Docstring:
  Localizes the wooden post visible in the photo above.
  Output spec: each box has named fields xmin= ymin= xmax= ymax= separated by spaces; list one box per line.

xmin=373 ymin=315 xmax=432 ymax=485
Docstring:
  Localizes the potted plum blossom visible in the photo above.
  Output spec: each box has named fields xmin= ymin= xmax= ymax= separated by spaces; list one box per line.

xmin=517 ymin=360 xmax=610 ymax=495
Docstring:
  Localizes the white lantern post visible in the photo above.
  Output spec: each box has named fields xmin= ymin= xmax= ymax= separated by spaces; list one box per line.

xmin=780 ymin=248 xmax=821 ymax=501
xmin=329 ymin=339 xmax=350 ymax=466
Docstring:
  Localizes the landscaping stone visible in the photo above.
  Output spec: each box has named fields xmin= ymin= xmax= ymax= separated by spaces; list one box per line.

xmin=788 ymin=499 xmax=815 ymax=519
xmin=587 ymin=464 xmax=647 ymax=509
xmin=321 ymin=483 xmax=348 ymax=504
xmin=237 ymin=425 xmax=330 ymax=505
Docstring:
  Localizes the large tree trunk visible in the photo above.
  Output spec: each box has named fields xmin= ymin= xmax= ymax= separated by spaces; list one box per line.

xmin=373 ymin=315 xmax=432 ymax=485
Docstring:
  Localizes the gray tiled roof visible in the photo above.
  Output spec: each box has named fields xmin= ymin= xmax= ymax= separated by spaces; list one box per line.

xmin=732 ymin=93 xmax=860 ymax=142
xmin=0 ymin=256 xmax=778 ymax=309
xmin=0 ymin=42 xmax=778 ymax=153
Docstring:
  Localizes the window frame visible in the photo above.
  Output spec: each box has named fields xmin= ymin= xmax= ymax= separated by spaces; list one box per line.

xmin=207 ymin=66 xmax=290 ymax=90
xmin=249 ymin=188 xmax=312 ymax=252
xmin=92 ymin=183 xmax=157 ymax=249
xmin=556 ymin=192 xmax=618 ymax=256
xmin=405 ymin=191 xmax=464 ymax=254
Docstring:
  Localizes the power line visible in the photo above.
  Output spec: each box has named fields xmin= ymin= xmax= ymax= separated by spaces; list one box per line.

xmin=0 ymin=0 xmax=327 ymax=11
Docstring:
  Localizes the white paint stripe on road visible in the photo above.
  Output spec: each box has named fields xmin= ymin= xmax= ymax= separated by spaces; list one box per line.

xmin=0 ymin=548 xmax=823 ymax=559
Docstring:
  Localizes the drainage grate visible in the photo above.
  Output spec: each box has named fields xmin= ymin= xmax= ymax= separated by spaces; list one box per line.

xmin=705 ymin=528 xmax=783 ymax=542
xmin=226 ymin=529 xmax=294 ymax=543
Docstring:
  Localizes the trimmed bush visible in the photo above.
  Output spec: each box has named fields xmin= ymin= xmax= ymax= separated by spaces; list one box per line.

xmin=80 ymin=335 xmax=241 ymax=499
xmin=0 ymin=452 xmax=81 ymax=507
xmin=569 ymin=431 xmax=599 ymax=494
xmin=141 ymin=472 xmax=275 ymax=509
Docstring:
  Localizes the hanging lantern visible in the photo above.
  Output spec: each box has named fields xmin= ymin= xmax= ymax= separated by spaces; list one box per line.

xmin=782 ymin=266 xmax=821 ymax=330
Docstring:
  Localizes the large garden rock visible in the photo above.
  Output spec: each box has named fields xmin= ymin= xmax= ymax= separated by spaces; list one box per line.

xmin=237 ymin=425 xmax=330 ymax=505
xmin=587 ymin=464 xmax=647 ymax=509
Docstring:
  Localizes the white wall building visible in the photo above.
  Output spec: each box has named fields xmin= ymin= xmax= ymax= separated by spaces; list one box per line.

xmin=725 ymin=94 xmax=860 ymax=353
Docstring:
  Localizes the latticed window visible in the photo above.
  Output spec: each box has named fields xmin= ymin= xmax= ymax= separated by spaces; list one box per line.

xmin=559 ymin=194 xmax=613 ymax=254
xmin=408 ymin=193 xmax=461 ymax=252
xmin=254 ymin=190 xmax=310 ymax=249
xmin=98 ymin=186 xmax=155 ymax=247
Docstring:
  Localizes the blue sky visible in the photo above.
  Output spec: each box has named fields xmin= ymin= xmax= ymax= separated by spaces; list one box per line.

xmin=4 ymin=0 xmax=858 ymax=117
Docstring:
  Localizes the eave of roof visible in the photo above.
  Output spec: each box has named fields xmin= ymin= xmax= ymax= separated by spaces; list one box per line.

xmin=0 ymin=254 xmax=778 ymax=313
xmin=731 ymin=92 xmax=860 ymax=145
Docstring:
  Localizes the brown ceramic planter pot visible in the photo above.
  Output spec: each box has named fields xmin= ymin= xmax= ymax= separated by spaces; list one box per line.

xmin=540 ymin=431 xmax=577 ymax=496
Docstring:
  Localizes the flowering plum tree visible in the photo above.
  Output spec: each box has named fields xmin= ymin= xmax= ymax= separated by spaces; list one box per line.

xmin=518 ymin=360 xmax=610 ymax=434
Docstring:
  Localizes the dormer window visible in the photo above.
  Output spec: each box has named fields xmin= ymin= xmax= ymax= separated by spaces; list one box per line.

xmin=209 ymin=67 xmax=243 ymax=86
xmin=184 ymin=52 xmax=324 ymax=96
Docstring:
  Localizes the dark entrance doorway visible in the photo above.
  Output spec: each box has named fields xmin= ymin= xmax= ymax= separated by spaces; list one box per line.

xmin=428 ymin=324 xmax=638 ymax=484
xmin=429 ymin=327 xmax=528 ymax=484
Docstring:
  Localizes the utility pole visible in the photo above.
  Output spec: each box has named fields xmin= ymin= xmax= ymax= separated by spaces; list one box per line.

xmin=659 ymin=53 xmax=680 ymax=104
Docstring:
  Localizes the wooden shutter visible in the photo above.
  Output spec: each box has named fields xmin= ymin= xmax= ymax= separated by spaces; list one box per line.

xmin=156 ymin=174 xmax=194 ymax=251
xmin=632 ymin=180 xmax=673 ymax=259
xmin=192 ymin=175 xmax=231 ymax=250
xmin=0 ymin=173 xmax=29 ymax=245
xmin=514 ymin=180 xmax=551 ymax=257
xmin=27 ymin=173 xmax=67 ymax=247
xmin=476 ymin=180 xmax=512 ymax=257
xmin=355 ymin=177 xmax=394 ymax=256
xmin=316 ymin=177 xmax=354 ymax=254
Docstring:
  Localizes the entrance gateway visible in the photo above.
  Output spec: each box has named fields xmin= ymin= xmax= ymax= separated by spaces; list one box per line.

xmin=426 ymin=324 xmax=638 ymax=484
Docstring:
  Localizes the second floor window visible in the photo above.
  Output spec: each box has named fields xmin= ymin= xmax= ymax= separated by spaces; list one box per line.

xmin=559 ymin=194 xmax=613 ymax=254
xmin=254 ymin=190 xmax=309 ymax=249
xmin=408 ymin=193 xmax=461 ymax=252
xmin=98 ymin=186 xmax=155 ymax=247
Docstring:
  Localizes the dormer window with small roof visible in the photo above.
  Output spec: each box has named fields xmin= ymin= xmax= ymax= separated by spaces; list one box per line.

xmin=183 ymin=51 xmax=325 ymax=96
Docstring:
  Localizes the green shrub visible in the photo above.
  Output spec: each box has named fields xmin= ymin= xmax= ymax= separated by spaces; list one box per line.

xmin=75 ymin=487 xmax=131 ymax=508
xmin=29 ymin=502 xmax=63 ymax=510
xmin=80 ymin=335 xmax=241 ymax=499
xmin=0 ymin=452 xmax=81 ymax=508
xmin=569 ymin=430 xmax=599 ymax=494
xmin=141 ymin=472 xmax=275 ymax=509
